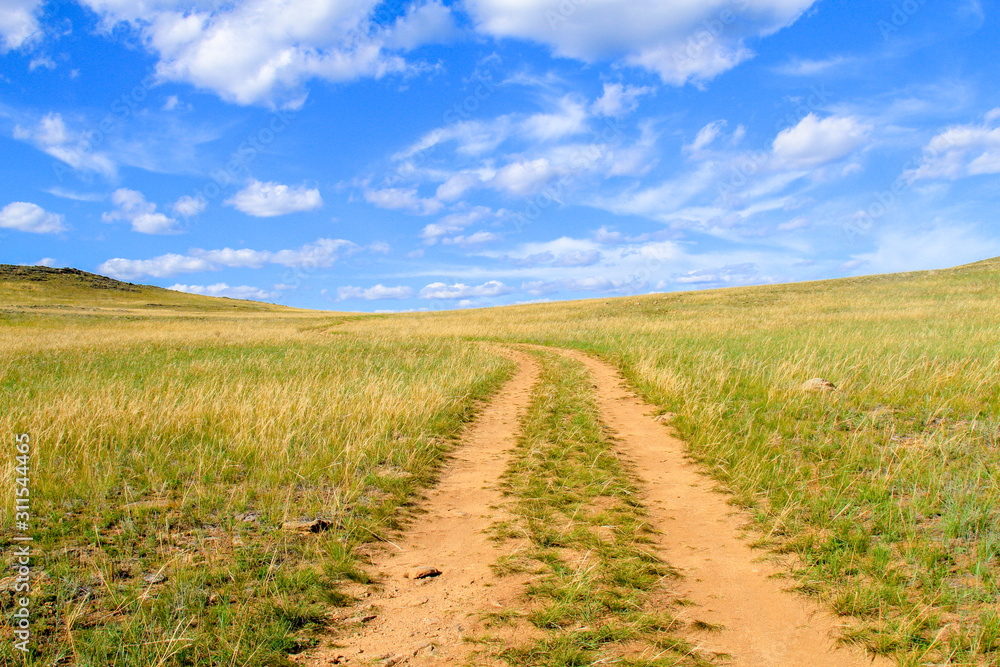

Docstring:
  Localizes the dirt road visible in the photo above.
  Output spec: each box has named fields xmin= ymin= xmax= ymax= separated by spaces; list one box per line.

xmin=302 ymin=346 xmax=887 ymax=666
xmin=299 ymin=349 xmax=538 ymax=667
xmin=553 ymin=347 xmax=888 ymax=667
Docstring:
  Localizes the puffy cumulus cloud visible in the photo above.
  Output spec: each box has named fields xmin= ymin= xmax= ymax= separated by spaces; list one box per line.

xmin=13 ymin=113 xmax=116 ymax=178
xmin=465 ymin=0 xmax=816 ymax=85
xmin=168 ymin=283 xmax=278 ymax=300
xmin=172 ymin=195 xmax=207 ymax=218
xmin=591 ymin=82 xmax=654 ymax=118
xmin=904 ymin=109 xmax=1000 ymax=182
xmin=270 ymin=238 xmax=358 ymax=267
xmin=99 ymin=253 xmax=213 ymax=280
xmin=336 ymin=284 xmax=414 ymax=300
xmin=772 ymin=114 xmax=871 ymax=169
xmin=363 ymin=186 xmax=443 ymax=215
xmin=190 ymin=247 xmax=272 ymax=268
xmin=78 ymin=0 xmax=455 ymax=107
xmin=418 ymin=280 xmax=511 ymax=299
xmin=226 ymin=179 xmax=322 ymax=217
xmin=102 ymin=188 xmax=180 ymax=234
xmin=98 ymin=237 xmax=359 ymax=279
xmin=0 ymin=0 xmax=42 ymax=52
xmin=0 ymin=201 xmax=67 ymax=234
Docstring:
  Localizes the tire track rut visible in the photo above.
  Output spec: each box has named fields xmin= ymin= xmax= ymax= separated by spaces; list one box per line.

xmin=552 ymin=347 xmax=889 ymax=667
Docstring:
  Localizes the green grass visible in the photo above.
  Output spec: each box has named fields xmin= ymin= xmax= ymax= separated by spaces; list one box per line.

xmin=0 ymin=317 xmax=514 ymax=665
xmin=484 ymin=351 xmax=710 ymax=667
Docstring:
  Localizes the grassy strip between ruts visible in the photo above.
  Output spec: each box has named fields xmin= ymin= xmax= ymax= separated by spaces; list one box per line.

xmin=0 ymin=319 xmax=514 ymax=666
xmin=478 ymin=350 xmax=716 ymax=667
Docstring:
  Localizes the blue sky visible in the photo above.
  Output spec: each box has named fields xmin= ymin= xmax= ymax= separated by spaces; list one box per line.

xmin=1 ymin=0 xmax=998 ymax=311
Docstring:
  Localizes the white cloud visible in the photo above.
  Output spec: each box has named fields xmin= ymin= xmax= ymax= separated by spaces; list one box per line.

xmin=169 ymin=283 xmax=278 ymax=300
xmin=98 ymin=237 xmax=358 ymax=279
xmin=441 ymin=231 xmax=500 ymax=246
xmin=35 ymin=257 xmax=59 ymax=267
xmin=685 ymin=120 xmax=727 ymax=154
xmin=100 ymin=254 xmax=213 ymax=280
xmin=102 ymin=188 xmax=180 ymax=234
xmin=226 ymin=179 xmax=323 ymax=217
xmin=772 ymin=114 xmax=871 ymax=169
xmin=0 ymin=202 xmax=67 ymax=234
xmin=337 ymin=284 xmax=414 ymax=300
xmin=904 ymin=110 xmax=1000 ymax=181
xmin=850 ymin=222 xmax=1000 ymax=275
xmin=673 ymin=263 xmax=761 ymax=286
xmin=29 ymin=54 xmax=55 ymax=70
xmin=363 ymin=186 xmax=442 ymax=215
xmin=381 ymin=0 xmax=456 ymax=50
xmin=773 ymin=56 xmax=850 ymax=76
xmin=270 ymin=238 xmax=357 ymax=267
xmin=172 ymin=195 xmax=206 ymax=217
xmin=420 ymin=207 xmax=500 ymax=244
xmin=465 ymin=0 xmax=817 ymax=85
xmin=13 ymin=113 xmax=116 ymax=178
xmin=190 ymin=247 xmax=271 ymax=268
xmin=591 ymin=82 xmax=653 ymax=118
xmin=522 ymin=96 xmax=589 ymax=140
xmin=490 ymin=158 xmax=557 ymax=196
xmin=435 ymin=173 xmax=482 ymax=201
xmin=418 ymin=280 xmax=511 ymax=299
xmin=0 ymin=0 xmax=42 ymax=52
xmin=523 ymin=276 xmax=647 ymax=295
xmin=78 ymin=0 xmax=454 ymax=107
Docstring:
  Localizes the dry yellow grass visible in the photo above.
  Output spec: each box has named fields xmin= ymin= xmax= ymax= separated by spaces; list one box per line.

xmin=0 ymin=308 xmax=513 ymax=665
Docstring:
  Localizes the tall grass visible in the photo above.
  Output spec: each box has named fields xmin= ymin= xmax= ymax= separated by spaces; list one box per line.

xmin=0 ymin=315 xmax=512 ymax=665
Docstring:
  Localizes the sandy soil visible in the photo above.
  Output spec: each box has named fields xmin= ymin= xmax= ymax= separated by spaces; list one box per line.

xmin=552 ymin=347 xmax=889 ymax=667
xmin=298 ymin=349 xmax=539 ymax=667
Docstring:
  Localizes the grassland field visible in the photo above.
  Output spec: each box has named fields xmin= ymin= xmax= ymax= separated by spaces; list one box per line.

xmin=1 ymin=259 xmax=998 ymax=666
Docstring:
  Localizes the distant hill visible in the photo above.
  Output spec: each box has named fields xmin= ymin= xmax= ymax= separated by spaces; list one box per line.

xmin=0 ymin=265 xmax=289 ymax=312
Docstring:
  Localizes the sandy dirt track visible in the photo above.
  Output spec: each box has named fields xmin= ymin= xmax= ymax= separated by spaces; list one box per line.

xmin=301 ymin=345 xmax=889 ymax=666
xmin=298 ymin=349 xmax=539 ymax=667
xmin=552 ymin=347 xmax=888 ymax=667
